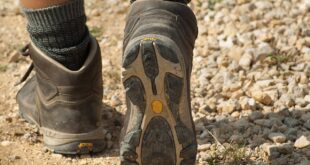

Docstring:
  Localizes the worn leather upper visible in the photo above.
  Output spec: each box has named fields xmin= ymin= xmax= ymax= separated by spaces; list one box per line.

xmin=17 ymin=37 xmax=104 ymax=134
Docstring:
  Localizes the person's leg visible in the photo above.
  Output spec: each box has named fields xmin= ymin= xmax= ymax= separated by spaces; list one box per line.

xmin=17 ymin=0 xmax=107 ymax=154
xmin=120 ymin=0 xmax=198 ymax=164
xmin=21 ymin=0 xmax=90 ymax=70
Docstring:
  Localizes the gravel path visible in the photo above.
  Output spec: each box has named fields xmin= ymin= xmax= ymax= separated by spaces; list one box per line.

xmin=0 ymin=0 xmax=310 ymax=164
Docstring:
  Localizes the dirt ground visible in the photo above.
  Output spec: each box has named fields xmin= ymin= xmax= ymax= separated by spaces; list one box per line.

xmin=1 ymin=0 xmax=310 ymax=165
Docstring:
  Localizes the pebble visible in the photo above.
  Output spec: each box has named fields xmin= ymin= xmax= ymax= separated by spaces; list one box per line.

xmin=284 ymin=117 xmax=299 ymax=127
xmin=254 ymin=119 xmax=272 ymax=128
xmin=198 ymin=143 xmax=211 ymax=151
xmin=304 ymin=120 xmax=310 ymax=130
xmin=251 ymin=90 xmax=273 ymax=105
xmin=294 ymin=135 xmax=310 ymax=148
xmin=262 ymin=143 xmax=293 ymax=159
xmin=268 ymin=133 xmax=287 ymax=143
xmin=1 ymin=141 xmax=11 ymax=147
xmin=239 ymin=53 xmax=253 ymax=69
xmin=249 ymin=111 xmax=264 ymax=121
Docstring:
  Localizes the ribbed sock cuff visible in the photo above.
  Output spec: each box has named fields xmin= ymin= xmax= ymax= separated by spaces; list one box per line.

xmin=23 ymin=0 xmax=90 ymax=70
xmin=23 ymin=0 xmax=85 ymax=27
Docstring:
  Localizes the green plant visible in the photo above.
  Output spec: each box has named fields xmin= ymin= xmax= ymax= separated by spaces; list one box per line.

xmin=90 ymin=26 xmax=103 ymax=38
xmin=267 ymin=54 xmax=290 ymax=63
xmin=205 ymin=130 xmax=252 ymax=164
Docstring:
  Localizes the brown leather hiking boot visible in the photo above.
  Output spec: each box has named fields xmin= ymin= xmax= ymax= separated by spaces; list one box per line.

xmin=120 ymin=1 xmax=198 ymax=164
xmin=16 ymin=36 xmax=107 ymax=154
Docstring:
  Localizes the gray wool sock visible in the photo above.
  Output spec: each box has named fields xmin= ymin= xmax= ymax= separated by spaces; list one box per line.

xmin=23 ymin=0 xmax=90 ymax=70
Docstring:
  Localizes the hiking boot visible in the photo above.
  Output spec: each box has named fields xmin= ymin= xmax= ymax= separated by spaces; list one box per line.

xmin=16 ymin=36 xmax=107 ymax=154
xmin=120 ymin=1 xmax=198 ymax=164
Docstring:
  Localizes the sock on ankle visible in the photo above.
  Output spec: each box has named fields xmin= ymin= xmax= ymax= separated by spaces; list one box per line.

xmin=23 ymin=0 xmax=90 ymax=70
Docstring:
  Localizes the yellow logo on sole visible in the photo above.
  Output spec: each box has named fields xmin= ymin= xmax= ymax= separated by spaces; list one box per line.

xmin=152 ymin=100 xmax=163 ymax=114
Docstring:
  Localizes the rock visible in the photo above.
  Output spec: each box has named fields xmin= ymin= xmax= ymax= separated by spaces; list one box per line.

xmin=231 ymin=111 xmax=240 ymax=118
xmin=301 ymin=113 xmax=310 ymax=122
xmin=294 ymin=135 xmax=310 ymax=148
xmin=251 ymin=90 xmax=273 ymax=105
xmin=255 ymin=42 xmax=274 ymax=61
xmin=255 ymin=119 xmax=272 ymax=128
xmin=51 ymin=153 xmax=62 ymax=159
xmin=304 ymin=95 xmax=310 ymax=103
xmin=1 ymin=141 xmax=11 ymax=147
xmin=8 ymin=155 xmax=21 ymax=161
xmin=285 ymin=128 xmax=298 ymax=141
xmin=229 ymin=134 xmax=244 ymax=144
xmin=8 ymin=51 xmax=20 ymax=63
xmin=218 ymin=99 xmax=240 ymax=113
xmin=228 ymin=46 xmax=244 ymax=61
xmin=239 ymin=53 xmax=253 ymax=69
xmin=198 ymin=143 xmax=211 ymax=151
xmin=262 ymin=143 xmax=293 ymax=159
xmin=304 ymin=53 xmax=310 ymax=61
xmin=219 ymin=37 xmax=234 ymax=49
xmin=233 ymin=118 xmax=250 ymax=130
xmin=249 ymin=111 xmax=264 ymax=121
xmin=111 ymin=95 xmax=122 ymax=107
xmin=291 ymin=63 xmax=306 ymax=71
xmin=284 ymin=117 xmax=299 ymax=127
xmin=299 ymin=159 xmax=310 ymax=165
xmin=304 ymin=120 xmax=310 ymax=130
xmin=268 ymin=133 xmax=287 ymax=143
xmin=292 ymin=86 xmax=305 ymax=98
xmin=279 ymin=94 xmax=295 ymax=107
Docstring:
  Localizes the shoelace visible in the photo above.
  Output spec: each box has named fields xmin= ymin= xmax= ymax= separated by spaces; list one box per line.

xmin=15 ymin=43 xmax=34 ymax=86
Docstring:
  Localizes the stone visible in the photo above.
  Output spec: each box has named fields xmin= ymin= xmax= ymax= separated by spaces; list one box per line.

xmin=239 ymin=97 xmax=250 ymax=110
xmin=218 ymin=99 xmax=240 ymax=113
xmin=8 ymin=51 xmax=20 ymax=63
xmin=251 ymin=90 xmax=273 ymax=105
xmin=239 ymin=53 xmax=253 ymax=69
xmin=294 ymin=135 xmax=310 ymax=148
xmin=255 ymin=42 xmax=274 ymax=61
xmin=285 ymin=128 xmax=298 ymax=141
xmin=233 ymin=118 xmax=250 ymax=130
xmin=249 ymin=111 xmax=264 ymax=121
xmin=268 ymin=133 xmax=287 ymax=143
xmin=293 ymin=86 xmax=305 ymax=98
xmin=255 ymin=119 xmax=272 ymax=128
xmin=111 ymin=95 xmax=122 ymax=106
xmin=284 ymin=117 xmax=299 ymax=127
xmin=1 ymin=141 xmax=11 ymax=147
xmin=51 ymin=153 xmax=62 ymax=159
xmin=304 ymin=120 xmax=310 ymax=130
xmin=305 ymin=95 xmax=310 ymax=103
xmin=262 ymin=143 xmax=293 ymax=159
xmin=301 ymin=113 xmax=310 ymax=122
xmin=279 ymin=94 xmax=295 ymax=107
xmin=228 ymin=46 xmax=244 ymax=61
xmin=299 ymin=159 xmax=310 ymax=165
xmin=198 ymin=143 xmax=211 ymax=151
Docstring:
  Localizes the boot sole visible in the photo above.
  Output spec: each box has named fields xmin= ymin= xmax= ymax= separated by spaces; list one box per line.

xmin=121 ymin=35 xmax=197 ymax=165
xmin=19 ymin=107 xmax=106 ymax=155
